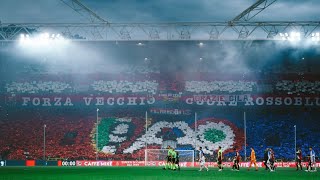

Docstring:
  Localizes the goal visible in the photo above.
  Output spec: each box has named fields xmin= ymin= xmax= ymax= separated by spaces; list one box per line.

xmin=145 ymin=149 xmax=194 ymax=167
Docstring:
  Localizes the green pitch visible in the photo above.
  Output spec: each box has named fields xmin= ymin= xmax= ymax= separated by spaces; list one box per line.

xmin=0 ymin=167 xmax=318 ymax=180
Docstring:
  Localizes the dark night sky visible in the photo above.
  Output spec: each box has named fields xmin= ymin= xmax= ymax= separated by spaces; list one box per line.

xmin=0 ymin=0 xmax=319 ymax=23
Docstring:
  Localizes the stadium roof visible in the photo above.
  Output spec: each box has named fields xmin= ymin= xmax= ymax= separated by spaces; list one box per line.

xmin=0 ymin=0 xmax=319 ymax=23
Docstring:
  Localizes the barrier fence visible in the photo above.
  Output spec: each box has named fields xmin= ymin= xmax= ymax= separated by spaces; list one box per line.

xmin=1 ymin=160 xmax=319 ymax=168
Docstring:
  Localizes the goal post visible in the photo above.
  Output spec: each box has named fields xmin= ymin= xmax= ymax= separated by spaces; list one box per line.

xmin=145 ymin=149 xmax=194 ymax=167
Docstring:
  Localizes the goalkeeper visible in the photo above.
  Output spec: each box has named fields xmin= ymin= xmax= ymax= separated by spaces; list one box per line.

xmin=171 ymin=148 xmax=177 ymax=170
xmin=163 ymin=146 xmax=173 ymax=170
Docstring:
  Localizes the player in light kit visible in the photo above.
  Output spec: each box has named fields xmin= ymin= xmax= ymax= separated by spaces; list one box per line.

xmin=171 ymin=148 xmax=177 ymax=170
xmin=232 ymin=149 xmax=240 ymax=171
xmin=198 ymin=147 xmax=209 ymax=171
xmin=268 ymin=148 xmax=275 ymax=172
xmin=248 ymin=147 xmax=258 ymax=171
xmin=296 ymin=148 xmax=303 ymax=171
xmin=217 ymin=146 xmax=223 ymax=171
xmin=163 ymin=146 xmax=173 ymax=170
xmin=306 ymin=147 xmax=317 ymax=172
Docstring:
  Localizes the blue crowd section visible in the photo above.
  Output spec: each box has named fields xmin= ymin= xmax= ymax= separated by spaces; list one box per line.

xmin=257 ymin=113 xmax=317 ymax=159
xmin=194 ymin=110 xmax=320 ymax=161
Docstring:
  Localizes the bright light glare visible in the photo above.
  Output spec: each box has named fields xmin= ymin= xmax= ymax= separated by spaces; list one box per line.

xmin=280 ymin=31 xmax=319 ymax=42
xmin=289 ymin=32 xmax=301 ymax=41
xmin=19 ymin=32 xmax=67 ymax=42
xmin=280 ymin=32 xmax=301 ymax=41
xmin=19 ymin=34 xmax=31 ymax=43
xmin=18 ymin=32 xmax=69 ymax=49
xmin=311 ymin=32 xmax=320 ymax=42
xmin=44 ymin=33 xmax=50 ymax=39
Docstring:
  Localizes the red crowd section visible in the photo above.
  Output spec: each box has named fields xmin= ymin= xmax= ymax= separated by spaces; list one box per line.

xmin=0 ymin=110 xmax=97 ymax=160
xmin=0 ymin=109 xmax=157 ymax=161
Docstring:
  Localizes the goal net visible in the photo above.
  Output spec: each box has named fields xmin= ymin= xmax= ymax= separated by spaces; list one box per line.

xmin=145 ymin=149 xmax=194 ymax=167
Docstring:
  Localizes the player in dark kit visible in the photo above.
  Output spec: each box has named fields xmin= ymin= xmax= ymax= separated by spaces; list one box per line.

xmin=296 ymin=148 xmax=303 ymax=171
xmin=263 ymin=148 xmax=269 ymax=170
xmin=217 ymin=146 xmax=223 ymax=171
xmin=174 ymin=149 xmax=180 ymax=171
xmin=232 ymin=149 xmax=240 ymax=171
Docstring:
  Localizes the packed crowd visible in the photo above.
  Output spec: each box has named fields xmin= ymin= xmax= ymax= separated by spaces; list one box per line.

xmin=91 ymin=80 xmax=158 ymax=94
xmin=4 ymin=78 xmax=320 ymax=96
xmin=0 ymin=108 xmax=319 ymax=161
xmin=0 ymin=109 xmax=96 ymax=160
xmin=275 ymin=80 xmax=320 ymax=94
xmin=185 ymin=81 xmax=257 ymax=93
xmin=124 ymin=121 xmax=194 ymax=154
xmin=246 ymin=111 xmax=320 ymax=161
xmin=5 ymin=81 xmax=73 ymax=94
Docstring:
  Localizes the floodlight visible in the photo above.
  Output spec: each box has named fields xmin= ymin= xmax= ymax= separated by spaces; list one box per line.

xmin=286 ymin=32 xmax=301 ymax=41
xmin=44 ymin=33 xmax=50 ymax=39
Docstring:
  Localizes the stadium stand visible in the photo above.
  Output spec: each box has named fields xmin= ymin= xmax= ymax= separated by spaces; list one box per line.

xmin=91 ymin=80 xmax=158 ymax=94
xmin=275 ymin=80 xmax=320 ymax=94
xmin=185 ymin=81 xmax=256 ymax=93
xmin=0 ymin=46 xmax=319 ymax=162
xmin=5 ymin=81 xmax=73 ymax=94
xmin=1 ymin=107 xmax=318 ymax=161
